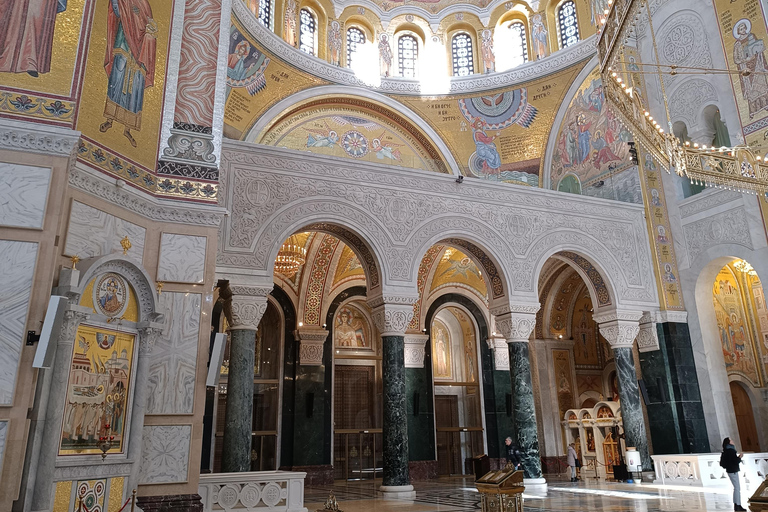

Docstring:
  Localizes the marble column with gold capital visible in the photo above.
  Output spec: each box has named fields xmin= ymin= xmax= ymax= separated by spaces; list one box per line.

xmin=221 ymin=286 xmax=271 ymax=473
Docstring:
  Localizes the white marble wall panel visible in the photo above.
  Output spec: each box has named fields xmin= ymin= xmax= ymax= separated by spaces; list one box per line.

xmin=138 ymin=425 xmax=191 ymax=484
xmin=63 ymin=201 xmax=146 ymax=263
xmin=146 ymin=292 xmax=201 ymax=415
xmin=157 ymin=233 xmax=206 ymax=283
xmin=0 ymin=241 xmax=38 ymax=405
xmin=0 ymin=163 xmax=51 ymax=229
xmin=0 ymin=421 xmax=7 ymax=477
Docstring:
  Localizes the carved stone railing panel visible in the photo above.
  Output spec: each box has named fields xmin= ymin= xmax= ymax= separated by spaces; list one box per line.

xmin=199 ymin=471 xmax=307 ymax=512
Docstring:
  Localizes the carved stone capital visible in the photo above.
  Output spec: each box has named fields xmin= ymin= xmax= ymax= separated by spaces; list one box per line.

xmin=594 ymin=312 xmax=642 ymax=349
xmin=297 ymin=327 xmax=328 ymax=366
xmin=493 ymin=304 xmax=539 ymax=343
xmin=403 ymin=334 xmax=429 ymax=368
xmin=230 ymin=286 xmax=271 ymax=330
xmin=163 ymin=127 xmax=216 ymax=165
xmin=637 ymin=312 xmax=660 ymax=353
xmin=137 ymin=325 xmax=163 ymax=356
xmin=59 ymin=307 xmax=92 ymax=346
xmin=370 ymin=303 xmax=414 ymax=337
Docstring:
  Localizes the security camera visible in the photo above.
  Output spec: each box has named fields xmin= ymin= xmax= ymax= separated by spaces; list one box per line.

xmin=455 ymin=175 xmax=464 ymax=183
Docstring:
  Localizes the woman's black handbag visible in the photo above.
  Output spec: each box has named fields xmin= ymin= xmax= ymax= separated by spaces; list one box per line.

xmin=575 ymin=458 xmax=581 ymax=468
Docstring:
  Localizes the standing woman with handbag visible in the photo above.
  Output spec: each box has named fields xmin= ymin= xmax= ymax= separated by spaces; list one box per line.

xmin=720 ymin=437 xmax=746 ymax=511
xmin=567 ymin=443 xmax=579 ymax=482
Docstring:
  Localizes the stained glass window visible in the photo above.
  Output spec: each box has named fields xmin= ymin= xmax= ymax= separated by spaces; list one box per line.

xmin=451 ymin=33 xmax=474 ymax=76
xmin=258 ymin=0 xmax=271 ymax=29
xmin=506 ymin=22 xmax=528 ymax=68
xmin=398 ymin=34 xmax=419 ymax=78
xmin=299 ymin=8 xmax=316 ymax=55
xmin=558 ymin=0 xmax=579 ymax=48
xmin=347 ymin=27 xmax=366 ymax=68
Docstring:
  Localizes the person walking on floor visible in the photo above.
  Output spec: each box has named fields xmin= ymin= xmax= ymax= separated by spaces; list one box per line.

xmin=567 ymin=442 xmax=579 ymax=482
xmin=505 ymin=437 xmax=522 ymax=471
xmin=720 ymin=437 xmax=746 ymax=511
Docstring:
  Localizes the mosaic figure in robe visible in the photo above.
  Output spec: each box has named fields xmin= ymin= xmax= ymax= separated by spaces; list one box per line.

xmin=531 ymin=14 xmax=549 ymax=60
xmin=471 ymin=118 xmax=501 ymax=173
xmin=0 ymin=0 xmax=67 ymax=76
xmin=99 ymin=0 xmax=157 ymax=148
xmin=733 ymin=19 xmax=768 ymax=119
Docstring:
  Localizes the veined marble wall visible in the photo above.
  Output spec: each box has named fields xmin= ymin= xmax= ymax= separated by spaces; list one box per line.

xmin=157 ymin=233 xmax=207 ymax=284
xmin=138 ymin=425 xmax=192 ymax=484
xmin=146 ymin=292 xmax=201 ymax=415
xmin=0 ymin=240 xmax=38 ymax=405
xmin=0 ymin=163 xmax=51 ymax=229
xmin=64 ymin=201 xmax=146 ymax=263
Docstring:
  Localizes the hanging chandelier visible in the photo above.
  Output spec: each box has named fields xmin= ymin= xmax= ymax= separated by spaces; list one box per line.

xmin=733 ymin=259 xmax=757 ymax=276
xmin=597 ymin=0 xmax=768 ymax=196
xmin=275 ymin=234 xmax=307 ymax=278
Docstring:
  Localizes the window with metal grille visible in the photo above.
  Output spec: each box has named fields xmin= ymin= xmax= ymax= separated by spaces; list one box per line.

xmin=451 ymin=33 xmax=474 ymax=76
xmin=347 ymin=27 xmax=366 ymax=68
xmin=398 ymin=34 xmax=419 ymax=78
xmin=558 ymin=0 xmax=579 ymax=48
xmin=505 ymin=21 xmax=528 ymax=68
xmin=299 ymin=8 xmax=316 ymax=55
xmin=258 ymin=0 xmax=271 ymax=29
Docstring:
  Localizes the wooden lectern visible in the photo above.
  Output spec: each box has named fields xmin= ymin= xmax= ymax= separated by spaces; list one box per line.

xmin=475 ymin=467 xmax=525 ymax=512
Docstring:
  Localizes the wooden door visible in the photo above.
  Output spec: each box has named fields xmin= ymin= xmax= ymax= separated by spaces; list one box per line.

xmin=435 ymin=395 xmax=461 ymax=475
xmin=730 ymin=381 xmax=760 ymax=452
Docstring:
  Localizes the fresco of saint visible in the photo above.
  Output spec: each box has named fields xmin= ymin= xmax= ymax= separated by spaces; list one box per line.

xmin=328 ymin=20 xmax=342 ymax=67
xmin=0 ymin=0 xmax=67 ymax=76
xmin=284 ymin=0 xmax=297 ymax=47
xmin=481 ymin=30 xmax=495 ymax=73
xmin=531 ymin=14 xmax=549 ymax=60
xmin=733 ymin=19 xmax=768 ymax=119
xmin=470 ymin=117 xmax=501 ymax=173
xmin=379 ymin=33 xmax=393 ymax=77
xmin=98 ymin=0 xmax=157 ymax=148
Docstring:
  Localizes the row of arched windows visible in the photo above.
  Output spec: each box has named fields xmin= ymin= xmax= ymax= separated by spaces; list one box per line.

xmin=255 ymin=0 xmax=582 ymax=75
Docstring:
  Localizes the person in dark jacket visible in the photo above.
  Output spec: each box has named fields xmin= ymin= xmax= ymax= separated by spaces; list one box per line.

xmin=720 ymin=437 xmax=745 ymax=511
xmin=505 ymin=437 xmax=523 ymax=471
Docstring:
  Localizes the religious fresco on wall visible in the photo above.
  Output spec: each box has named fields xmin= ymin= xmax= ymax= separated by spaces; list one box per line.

xmin=748 ymin=275 xmax=768 ymax=378
xmin=572 ymin=293 xmax=600 ymax=367
xmin=638 ymin=151 xmax=685 ymax=311
xmin=549 ymin=271 xmax=582 ymax=337
xmin=60 ymin=325 xmax=135 ymax=455
xmin=429 ymin=247 xmax=488 ymax=299
xmin=372 ymin=0 xmax=490 ymax=14
xmin=75 ymin=0 xmax=173 ymax=192
xmin=432 ymin=318 xmax=453 ymax=380
xmin=0 ymin=0 xmax=87 ymax=125
xmin=576 ymin=374 xmax=602 ymax=399
xmin=448 ymin=307 xmax=478 ymax=383
xmin=259 ymin=101 xmax=446 ymax=171
xmin=711 ymin=0 xmax=768 ymax=153
xmin=713 ymin=265 xmax=761 ymax=386
xmin=550 ymin=67 xmax=641 ymax=203
xmin=227 ymin=25 xmax=270 ymax=97
xmin=334 ymin=303 xmax=371 ymax=350
xmin=332 ymin=245 xmax=365 ymax=288
xmin=553 ymin=349 xmax=575 ymax=419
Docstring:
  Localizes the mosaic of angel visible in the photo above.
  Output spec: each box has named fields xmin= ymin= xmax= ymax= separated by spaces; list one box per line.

xmin=305 ymin=121 xmax=339 ymax=148
xmin=372 ymin=137 xmax=402 ymax=161
xmin=334 ymin=306 xmax=369 ymax=348
xmin=0 ymin=0 xmax=67 ymax=76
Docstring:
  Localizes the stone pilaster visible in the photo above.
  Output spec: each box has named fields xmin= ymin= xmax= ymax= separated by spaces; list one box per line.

xmin=404 ymin=334 xmax=429 ymax=368
xmin=490 ymin=336 xmax=510 ymax=370
xmin=493 ymin=303 xmax=545 ymax=483
xmin=636 ymin=312 xmax=660 ymax=353
xmin=221 ymin=286 xmax=270 ymax=473
xmin=370 ymin=300 xmax=416 ymax=498
xmin=594 ymin=310 xmax=652 ymax=471
xmin=31 ymin=306 xmax=90 ymax=511
xmin=296 ymin=327 xmax=329 ymax=366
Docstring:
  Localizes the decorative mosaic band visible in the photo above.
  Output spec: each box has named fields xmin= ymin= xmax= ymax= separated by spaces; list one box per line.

xmin=0 ymin=91 xmax=75 ymax=125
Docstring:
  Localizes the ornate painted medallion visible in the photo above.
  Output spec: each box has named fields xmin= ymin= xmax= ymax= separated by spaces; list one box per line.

xmin=341 ymin=130 xmax=369 ymax=158
xmin=93 ymin=273 xmax=129 ymax=318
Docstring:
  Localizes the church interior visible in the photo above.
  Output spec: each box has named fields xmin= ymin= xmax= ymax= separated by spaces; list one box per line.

xmin=3 ymin=0 xmax=768 ymax=510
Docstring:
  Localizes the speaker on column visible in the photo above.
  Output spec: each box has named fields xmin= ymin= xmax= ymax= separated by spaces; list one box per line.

xmin=506 ymin=393 xmax=512 ymax=416
xmin=32 ymin=296 xmax=69 ymax=369
xmin=306 ymin=393 xmax=314 ymax=417
xmin=413 ymin=392 xmax=420 ymax=416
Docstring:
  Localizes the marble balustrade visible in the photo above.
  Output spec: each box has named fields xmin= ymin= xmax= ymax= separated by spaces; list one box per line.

xmin=652 ymin=452 xmax=768 ymax=492
xmin=198 ymin=470 xmax=308 ymax=512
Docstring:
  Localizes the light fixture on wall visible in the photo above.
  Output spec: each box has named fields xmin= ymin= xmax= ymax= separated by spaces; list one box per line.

xmin=275 ymin=234 xmax=307 ymax=278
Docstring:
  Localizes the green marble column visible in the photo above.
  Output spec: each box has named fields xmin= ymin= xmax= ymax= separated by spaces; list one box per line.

xmin=383 ymin=335 xmax=410 ymax=486
xmin=613 ymin=346 xmax=652 ymax=470
xmin=508 ymin=341 xmax=543 ymax=479
xmin=222 ymin=327 xmax=257 ymax=472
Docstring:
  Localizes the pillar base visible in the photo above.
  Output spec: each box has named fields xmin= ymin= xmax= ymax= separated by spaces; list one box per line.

xmin=380 ymin=485 xmax=416 ymax=499
xmin=523 ymin=477 xmax=547 ymax=488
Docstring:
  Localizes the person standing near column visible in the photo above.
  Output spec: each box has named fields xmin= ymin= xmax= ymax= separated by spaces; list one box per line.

xmin=504 ymin=437 xmax=522 ymax=471
xmin=567 ymin=443 xmax=579 ymax=482
xmin=720 ymin=437 xmax=745 ymax=511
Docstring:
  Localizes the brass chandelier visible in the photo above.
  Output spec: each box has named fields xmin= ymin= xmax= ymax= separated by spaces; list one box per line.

xmin=597 ymin=0 xmax=768 ymax=196
xmin=275 ymin=234 xmax=307 ymax=278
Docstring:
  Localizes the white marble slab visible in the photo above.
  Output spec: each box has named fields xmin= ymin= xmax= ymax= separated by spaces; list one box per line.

xmin=0 ymin=163 xmax=51 ymax=229
xmin=63 ymin=201 xmax=146 ymax=263
xmin=0 ymin=421 xmax=7 ymax=477
xmin=157 ymin=233 xmax=207 ymax=283
xmin=0 ymin=241 xmax=38 ymax=405
xmin=146 ymin=292 xmax=201 ymax=415
xmin=138 ymin=425 xmax=191 ymax=484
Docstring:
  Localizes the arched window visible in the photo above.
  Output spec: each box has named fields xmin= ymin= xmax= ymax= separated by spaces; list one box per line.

xmin=347 ymin=27 xmax=366 ymax=68
xmin=398 ymin=34 xmax=419 ymax=78
xmin=299 ymin=8 xmax=316 ymax=55
xmin=558 ymin=0 xmax=579 ymax=48
xmin=451 ymin=33 xmax=474 ymax=76
xmin=257 ymin=0 xmax=272 ymax=29
xmin=505 ymin=21 xmax=528 ymax=68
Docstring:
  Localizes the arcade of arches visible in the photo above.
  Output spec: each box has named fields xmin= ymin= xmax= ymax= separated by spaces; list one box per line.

xmin=4 ymin=0 xmax=768 ymax=510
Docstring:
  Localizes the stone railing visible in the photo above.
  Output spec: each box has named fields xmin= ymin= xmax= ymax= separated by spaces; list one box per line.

xmin=198 ymin=471 xmax=308 ymax=512
xmin=652 ymin=453 xmax=768 ymax=489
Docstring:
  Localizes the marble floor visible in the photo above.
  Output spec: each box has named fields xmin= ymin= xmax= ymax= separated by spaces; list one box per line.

xmin=305 ymin=476 xmax=748 ymax=512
